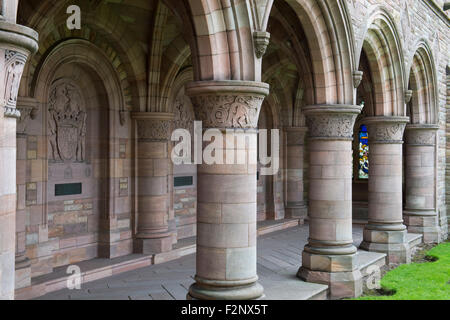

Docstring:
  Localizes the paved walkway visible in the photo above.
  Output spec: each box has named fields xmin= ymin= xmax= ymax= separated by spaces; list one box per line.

xmin=37 ymin=224 xmax=364 ymax=300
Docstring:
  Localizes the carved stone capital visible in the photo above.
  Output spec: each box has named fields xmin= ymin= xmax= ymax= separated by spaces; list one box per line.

xmin=405 ymin=124 xmax=439 ymax=146
xmin=0 ymin=21 xmax=38 ymax=119
xmin=285 ymin=126 xmax=308 ymax=146
xmin=405 ymin=89 xmax=413 ymax=104
xmin=186 ymin=81 xmax=269 ymax=129
xmin=3 ymin=50 xmax=27 ymax=118
xmin=253 ymin=31 xmax=271 ymax=59
xmin=4 ymin=106 xmax=20 ymax=118
xmin=353 ymin=70 xmax=363 ymax=88
xmin=302 ymin=105 xmax=363 ymax=140
xmin=365 ymin=116 xmax=409 ymax=144
xmin=119 ymin=110 xmax=129 ymax=126
xmin=132 ymin=112 xmax=174 ymax=141
xmin=16 ymin=97 xmax=39 ymax=133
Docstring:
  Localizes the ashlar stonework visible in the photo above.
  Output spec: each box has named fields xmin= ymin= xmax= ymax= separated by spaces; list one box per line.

xmin=0 ymin=0 xmax=448 ymax=300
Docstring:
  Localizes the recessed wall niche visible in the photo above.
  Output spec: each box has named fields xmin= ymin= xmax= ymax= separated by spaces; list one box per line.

xmin=45 ymin=65 xmax=109 ymax=268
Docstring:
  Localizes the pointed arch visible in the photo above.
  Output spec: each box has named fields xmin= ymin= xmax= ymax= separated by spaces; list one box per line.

xmin=407 ymin=41 xmax=438 ymax=124
xmin=357 ymin=7 xmax=405 ymax=116
xmin=279 ymin=0 xmax=356 ymax=104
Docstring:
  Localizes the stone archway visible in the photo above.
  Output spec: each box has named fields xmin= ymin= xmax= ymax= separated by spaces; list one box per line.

xmin=356 ymin=8 xmax=410 ymax=264
xmin=403 ymin=43 xmax=442 ymax=243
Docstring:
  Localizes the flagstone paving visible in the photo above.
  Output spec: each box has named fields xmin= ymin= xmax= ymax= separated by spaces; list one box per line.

xmin=36 ymin=224 xmax=364 ymax=300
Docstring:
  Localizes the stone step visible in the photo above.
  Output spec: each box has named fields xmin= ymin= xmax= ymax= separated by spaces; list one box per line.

xmin=257 ymin=218 xmax=301 ymax=236
xmin=154 ymin=239 xmax=196 ymax=265
xmin=355 ymin=250 xmax=387 ymax=291
xmin=260 ymin=267 xmax=328 ymax=300
xmin=17 ymin=219 xmax=301 ymax=300
xmin=407 ymin=233 xmax=423 ymax=249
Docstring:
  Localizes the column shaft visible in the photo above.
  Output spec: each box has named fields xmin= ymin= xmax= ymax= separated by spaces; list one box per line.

xmin=298 ymin=105 xmax=363 ymax=299
xmin=186 ymin=80 xmax=269 ymax=300
xmin=133 ymin=113 xmax=173 ymax=254
xmin=360 ymin=116 xmax=410 ymax=264
xmin=0 ymin=22 xmax=38 ymax=299
xmin=404 ymin=124 xmax=441 ymax=243
xmin=15 ymin=132 xmax=31 ymax=290
xmin=285 ymin=127 xmax=308 ymax=220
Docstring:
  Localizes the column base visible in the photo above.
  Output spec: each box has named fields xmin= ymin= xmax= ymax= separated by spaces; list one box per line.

xmin=298 ymin=247 xmax=362 ymax=299
xmin=440 ymin=216 xmax=448 ymax=241
xmin=285 ymin=204 xmax=308 ymax=221
xmin=134 ymin=236 xmax=172 ymax=254
xmin=187 ymin=280 xmax=264 ymax=300
xmin=360 ymin=228 xmax=410 ymax=264
xmin=301 ymin=248 xmax=358 ymax=272
xmin=404 ymin=211 xmax=441 ymax=243
xmin=297 ymin=267 xmax=362 ymax=299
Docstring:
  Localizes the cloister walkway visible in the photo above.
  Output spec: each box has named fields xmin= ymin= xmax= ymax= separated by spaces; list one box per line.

xmin=35 ymin=224 xmax=371 ymax=300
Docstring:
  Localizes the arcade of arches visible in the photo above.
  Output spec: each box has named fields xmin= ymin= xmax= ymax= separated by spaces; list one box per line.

xmin=0 ymin=0 xmax=449 ymax=300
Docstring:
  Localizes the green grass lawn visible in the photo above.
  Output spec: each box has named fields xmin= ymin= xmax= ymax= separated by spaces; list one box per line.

xmin=356 ymin=242 xmax=450 ymax=300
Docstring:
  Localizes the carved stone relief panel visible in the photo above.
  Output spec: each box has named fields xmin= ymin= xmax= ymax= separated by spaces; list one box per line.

xmin=48 ymin=79 xmax=87 ymax=162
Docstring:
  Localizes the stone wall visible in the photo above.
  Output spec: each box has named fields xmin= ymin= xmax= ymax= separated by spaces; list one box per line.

xmin=173 ymin=165 xmax=197 ymax=240
xmin=446 ymin=69 xmax=450 ymax=233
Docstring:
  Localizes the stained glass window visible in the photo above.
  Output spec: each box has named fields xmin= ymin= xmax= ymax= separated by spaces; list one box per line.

xmin=358 ymin=124 xmax=369 ymax=179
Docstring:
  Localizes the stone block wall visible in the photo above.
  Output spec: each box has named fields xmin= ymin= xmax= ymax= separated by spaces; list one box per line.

xmin=173 ymin=164 xmax=197 ymax=240
xmin=446 ymin=69 xmax=450 ymax=234
xmin=174 ymin=186 xmax=197 ymax=240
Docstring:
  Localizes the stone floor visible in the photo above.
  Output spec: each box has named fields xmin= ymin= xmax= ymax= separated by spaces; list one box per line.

xmin=36 ymin=224 xmax=365 ymax=300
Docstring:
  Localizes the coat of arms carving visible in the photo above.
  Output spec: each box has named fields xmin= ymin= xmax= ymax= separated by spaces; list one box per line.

xmin=48 ymin=81 xmax=87 ymax=162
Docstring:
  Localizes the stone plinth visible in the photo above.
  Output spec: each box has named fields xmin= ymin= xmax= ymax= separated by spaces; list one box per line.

xmin=186 ymin=80 xmax=269 ymax=300
xmin=285 ymin=127 xmax=308 ymax=220
xmin=359 ymin=116 xmax=411 ymax=264
xmin=404 ymin=124 xmax=441 ymax=243
xmin=297 ymin=105 xmax=363 ymax=299
xmin=132 ymin=112 xmax=174 ymax=254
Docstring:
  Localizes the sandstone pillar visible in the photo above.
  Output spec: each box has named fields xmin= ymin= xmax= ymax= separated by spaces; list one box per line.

xmin=133 ymin=112 xmax=173 ymax=254
xmin=186 ymin=81 xmax=269 ymax=300
xmin=360 ymin=116 xmax=410 ymax=264
xmin=15 ymin=131 xmax=31 ymax=290
xmin=0 ymin=21 xmax=38 ymax=299
xmin=285 ymin=127 xmax=308 ymax=220
xmin=297 ymin=105 xmax=363 ymax=299
xmin=404 ymin=124 xmax=441 ymax=243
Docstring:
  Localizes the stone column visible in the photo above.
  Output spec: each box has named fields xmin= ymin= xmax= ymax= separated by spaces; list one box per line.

xmin=186 ymin=80 xmax=269 ymax=300
xmin=15 ymin=131 xmax=30 ymax=290
xmin=0 ymin=21 xmax=38 ymax=299
xmin=132 ymin=112 xmax=174 ymax=254
xmin=284 ymin=127 xmax=308 ymax=220
xmin=360 ymin=116 xmax=410 ymax=264
xmin=297 ymin=105 xmax=363 ymax=299
xmin=404 ymin=124 xmax=441 ymax=243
